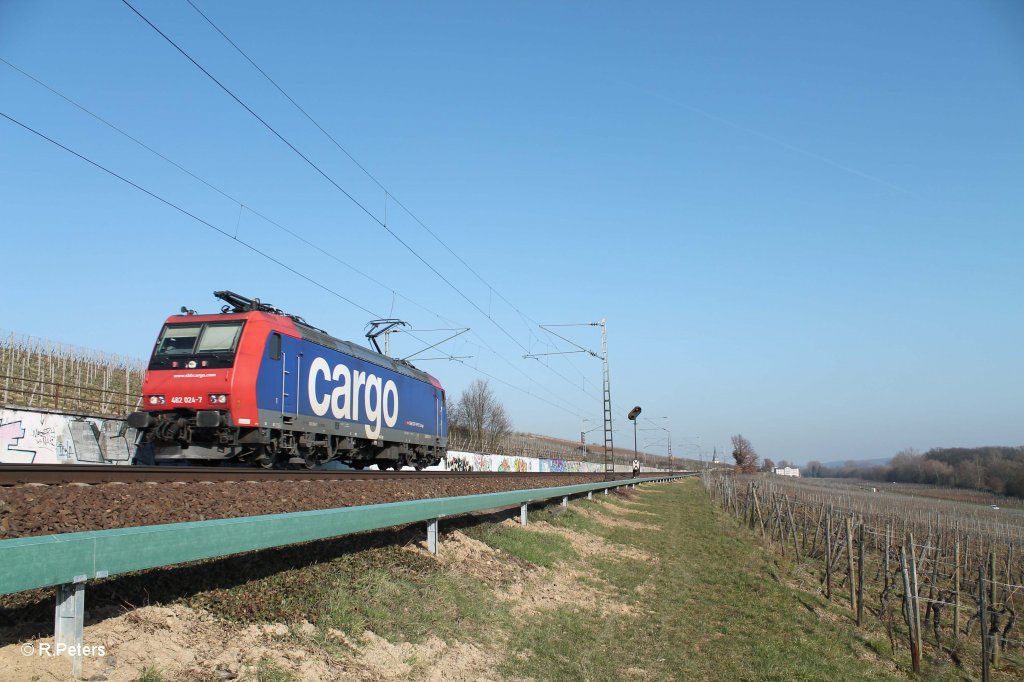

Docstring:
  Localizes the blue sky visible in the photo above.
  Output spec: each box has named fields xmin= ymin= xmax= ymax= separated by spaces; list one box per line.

xmin=2 ymin=1 xmax=1022 ymax=464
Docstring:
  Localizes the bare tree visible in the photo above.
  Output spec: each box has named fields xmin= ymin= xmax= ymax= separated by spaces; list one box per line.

xmin=449 ymin=379 xmax=512 ymax=453
xmin=760 ymin=458 xmax=775 ymax=473
xmin=731 ymin=434 xmax=759 ymax=474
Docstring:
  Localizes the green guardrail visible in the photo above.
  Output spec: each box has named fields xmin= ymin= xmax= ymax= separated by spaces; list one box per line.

xmin=0 ymin=474 xmax=686 ymax=596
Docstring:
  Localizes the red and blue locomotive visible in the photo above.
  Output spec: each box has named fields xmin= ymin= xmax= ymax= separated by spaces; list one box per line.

xmin=128 ymin=291 xmax=448 ymax=469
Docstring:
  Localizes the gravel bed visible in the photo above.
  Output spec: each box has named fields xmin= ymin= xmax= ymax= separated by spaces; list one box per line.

xmin=0 ymin=475 xmax=607 ymax=539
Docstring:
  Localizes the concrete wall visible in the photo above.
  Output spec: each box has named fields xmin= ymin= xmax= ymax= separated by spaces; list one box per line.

xmin=0 ymin=408 xmax=135 ymax=465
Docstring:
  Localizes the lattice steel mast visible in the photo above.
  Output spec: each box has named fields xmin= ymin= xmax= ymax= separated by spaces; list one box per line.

xmin=526 ymin=319 xmax=615 ymax=479
xmin=599 ymin=319 xmax=614 ymax=476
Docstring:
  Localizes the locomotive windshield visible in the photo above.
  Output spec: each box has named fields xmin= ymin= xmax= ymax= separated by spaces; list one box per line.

xmin=156 ymin=325 xmax=202 ymax=354
xmin=151 ymin=322 xmax=244 ymax=368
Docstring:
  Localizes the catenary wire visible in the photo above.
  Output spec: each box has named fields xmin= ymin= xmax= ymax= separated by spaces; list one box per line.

xmin=0 ymin=109 xmax=587 ymax=418
xmin=183 ymin=0 xmax=557 ymax=350
xmin=136 ymin=0 xmax=597 ymax=400
xmin=121 ymin=0 xmax=593 ymax=402
xmin=0 ymin=55 xmax=590 ymax=417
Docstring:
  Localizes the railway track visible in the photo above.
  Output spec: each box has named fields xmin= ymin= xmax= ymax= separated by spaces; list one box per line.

xmin=0 ymin=464 xmax=638 ymax=486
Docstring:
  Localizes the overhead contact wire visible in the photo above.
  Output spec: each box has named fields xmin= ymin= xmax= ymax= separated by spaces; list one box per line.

xmin=148 ymin=0 xmax=595 ymax=403
xmin=122 ymin=0 xmax=539 ymax=361
xmin=0 ymin=110 xmax=588 ymax=417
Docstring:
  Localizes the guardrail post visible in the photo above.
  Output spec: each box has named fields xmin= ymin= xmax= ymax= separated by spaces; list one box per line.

xmin=561 ymin=496 xmax=568 ymax=508
xmin=587 ymin=491 xmax=593 ymax=500
xmin=604 ymin=488 xmax=608 ymax=495
xmin=427 ymin=518 xmax=439 ymax=555
xmin=520 ymin=503 xmax=528 ymax=526
xmin=55 ymin=576 xmax=85 ymax=679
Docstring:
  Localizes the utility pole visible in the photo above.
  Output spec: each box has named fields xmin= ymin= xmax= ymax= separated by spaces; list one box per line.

xmin=600 ymin=320 xmax=614 ymax=476
xmin=663 ymin=416 xmax=672 ymax=470
xmin=526 ymin=320 xmax=614 ymax=479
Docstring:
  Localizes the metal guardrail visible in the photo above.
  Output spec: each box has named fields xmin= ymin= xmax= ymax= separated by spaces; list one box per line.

xmin=0 ymin=475 xmax=679 ymax=596
xmin=0 ymin=473 xmax=687 ymax=676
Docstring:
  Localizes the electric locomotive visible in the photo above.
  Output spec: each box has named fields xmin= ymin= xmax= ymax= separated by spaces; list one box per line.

xmin=127 ymin=291 xmax=448 ymax=469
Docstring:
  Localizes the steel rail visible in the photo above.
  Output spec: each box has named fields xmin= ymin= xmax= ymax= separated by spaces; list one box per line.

xmin=0 ymin=464 xmax=657 ymax=486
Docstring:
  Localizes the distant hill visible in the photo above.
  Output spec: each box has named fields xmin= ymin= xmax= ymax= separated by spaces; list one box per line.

xmin=807 ymin=446 xmax=1024 ymax=499
xmin=817 ymin=457 xmax=891 ymax=469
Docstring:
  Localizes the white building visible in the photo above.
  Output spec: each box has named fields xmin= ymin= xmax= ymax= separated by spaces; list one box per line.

xmin=774 ymin=466 xmax=800 ymax=477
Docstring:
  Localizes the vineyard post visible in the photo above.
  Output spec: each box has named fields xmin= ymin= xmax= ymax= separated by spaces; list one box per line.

xmin=846 ymin=516 xmax=857 ymax=615
xmin=900 ymin=543 xmax=921 ymax=674
xmin=857 ymin=522 xmax=865 ymax=627
xmin=774 ymin=493 xmax=783 ymax=540
xmin=928 ymin=542 xmax=939 ymax=642
xmin=752 ymin=488 xmax=766 ymax=538
xmin=884 ymin=524 xmax=891 ymax=594
xmin=953 ymin=540 xmax=960 ymax=640
xmin=749 ymin=477 xmax=757 ymax=524
xmin=980 ymin=563 xmax=990 ymax=682
xmin=810 ymin=502 xmax=825 ymax=556
xmin=825 ymin=513 xmax=833 ymax=600
xmin=909 ymin=533 xmax=922 ymax=664
xmin=786 ymin=496 xmax=800 ymax=561
xmin=989 ymin=550 xmax=999 ymax=667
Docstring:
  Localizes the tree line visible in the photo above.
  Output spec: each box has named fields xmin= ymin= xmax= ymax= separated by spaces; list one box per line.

xmin=805 ymin=446 xmax=1024 ymax=498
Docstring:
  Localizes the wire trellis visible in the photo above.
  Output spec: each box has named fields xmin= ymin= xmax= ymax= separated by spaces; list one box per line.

xmin=702 ymin=471 xmax=1024 ymax=681
xmin=0 ymin=329 xmax=145 ymax=418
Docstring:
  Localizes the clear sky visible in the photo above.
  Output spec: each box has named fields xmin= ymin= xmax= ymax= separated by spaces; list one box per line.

xmin=2 ymin=1 xmax=1022 ymax=465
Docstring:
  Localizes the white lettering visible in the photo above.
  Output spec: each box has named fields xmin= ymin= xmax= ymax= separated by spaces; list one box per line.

xmin=383 ymin=381 xmax=398 ymax=428
xmin=306 ymin=357 xmax=400 ymax=437
xmin=364 ymin=374 xmax=383 ymax=439
xmin=308 ymin=357 xmax=331 ymax=416
xmin=330 ymin=364 xmax=351 ymax=419
xmin=351 ymin=371 xmax=365 ymax=420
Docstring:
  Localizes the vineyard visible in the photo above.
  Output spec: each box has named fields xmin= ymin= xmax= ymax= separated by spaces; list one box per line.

xmin=703 ymin=472 xmax=1024 ymax=681
xmin=0 ymin=330 xmax=144 ymax=418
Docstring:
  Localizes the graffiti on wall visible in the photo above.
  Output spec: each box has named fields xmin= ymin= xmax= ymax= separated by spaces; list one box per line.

xmin=0 ymin=409 xmax=136 ymax=465
xmin=444 ymin=450 xmax=602 ymax=473
xmin=445 ymin=451 xmax=539 ymax=473
xmin=540 ymin=459 xmax=594 ymax=473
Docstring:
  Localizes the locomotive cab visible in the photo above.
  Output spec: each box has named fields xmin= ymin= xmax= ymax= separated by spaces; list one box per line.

xmin=127 ymin=316 xmax=248 ymax=462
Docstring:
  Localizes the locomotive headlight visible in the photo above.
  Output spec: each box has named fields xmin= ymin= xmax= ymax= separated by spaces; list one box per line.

xmin=208 ymin=393 xmax=228 ymax=404
xmin=147 ymin=395 xmax=166 ymax=406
